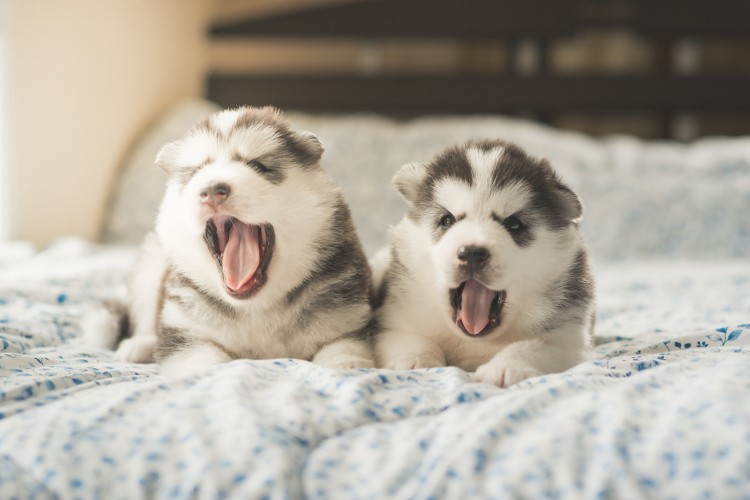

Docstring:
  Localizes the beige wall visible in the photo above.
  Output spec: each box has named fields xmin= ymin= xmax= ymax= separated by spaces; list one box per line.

xmin=9 ymin=0 xmax=213 ymax=247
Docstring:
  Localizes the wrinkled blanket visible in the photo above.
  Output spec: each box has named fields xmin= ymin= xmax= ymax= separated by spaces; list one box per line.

xmin=1 ymin=240 xmax=748 ymax=499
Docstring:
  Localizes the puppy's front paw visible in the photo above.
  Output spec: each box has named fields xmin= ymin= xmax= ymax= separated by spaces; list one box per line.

xmin=313 ymin=339 xmax=375 ymax=370
xmin=473 ymin=359 xmax=543 ymax=387
xmin=385 ymin=354 xmax=444 ymax=371
xmin=116 ymin=336 xmax=157 ymax=363
xmin=317 ymin=354 xmax=376 ymax=371
xmin=160 ymin=345 xmax=231 ymax=378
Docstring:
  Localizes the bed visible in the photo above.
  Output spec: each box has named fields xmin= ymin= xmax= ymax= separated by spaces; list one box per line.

xmin=3 ymin=1 xmax=750 ymax=498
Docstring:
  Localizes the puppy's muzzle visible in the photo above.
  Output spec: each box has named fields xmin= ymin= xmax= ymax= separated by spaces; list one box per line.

xmin=200 ymin=182 xmax=231 ymax=207
xmin=457 ymin=245 xmax=490 ymax=274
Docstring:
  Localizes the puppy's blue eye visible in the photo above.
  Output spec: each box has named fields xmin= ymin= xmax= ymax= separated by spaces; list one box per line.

xmin=439 ymin=214 xmax=456 ymax=228
xmin=504 ymin=216 xmax=523 ymax=232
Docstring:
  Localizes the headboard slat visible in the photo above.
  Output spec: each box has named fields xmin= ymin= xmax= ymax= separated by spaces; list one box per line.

xmin=211 ymin=0 xmax=576 ymax=39
xmin=208 ymin=74 xmax=750 ymax=115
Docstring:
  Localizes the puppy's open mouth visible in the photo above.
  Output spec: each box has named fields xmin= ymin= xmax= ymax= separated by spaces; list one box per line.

xmin=203 ymin=215 xmax=275 ymax=299
xmin=450 ymin=279 xmax=506 ymax=337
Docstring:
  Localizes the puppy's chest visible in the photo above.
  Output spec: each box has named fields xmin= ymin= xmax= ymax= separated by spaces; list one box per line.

xmin=439 ymin=333 xmax=501 ymax=371
xmin=403 ymin=288 xmax=502 ymax=370
xmin=212 ymin=310 xmax=299 ymax=359
xmin=161 ymin=285 xmax=315 ymax=360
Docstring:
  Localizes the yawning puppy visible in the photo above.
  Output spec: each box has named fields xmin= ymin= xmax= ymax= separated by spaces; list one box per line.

xmin=98 ymin=106 xmax=375 ymax=377
xmin=374 ymin=139 xmax=595 ymax=387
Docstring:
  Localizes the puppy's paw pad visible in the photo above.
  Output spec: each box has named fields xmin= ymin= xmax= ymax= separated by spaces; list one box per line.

xmin=116 ymin=337 xmax=156 ymax=363
xmin=385 ymin=356 xmax=443 ymax=371
xmin=473 ymin=360 xmax=542 ymax=387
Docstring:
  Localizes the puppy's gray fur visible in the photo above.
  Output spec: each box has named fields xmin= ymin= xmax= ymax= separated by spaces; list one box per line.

xmin=375 ymin=139 xmax=595 ymax=387
xmin=91 ymin=106 xmax=375 ymax=377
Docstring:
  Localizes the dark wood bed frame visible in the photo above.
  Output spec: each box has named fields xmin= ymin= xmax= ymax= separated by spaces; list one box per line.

xmin=206 ymin=0 xmax=750 ymax=137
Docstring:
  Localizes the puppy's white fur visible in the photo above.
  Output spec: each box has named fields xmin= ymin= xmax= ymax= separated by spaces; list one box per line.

xmin=376 ymin=140 xmax=595 ymax=387
xmin=100 ymin=107 xmax=374 ymax=377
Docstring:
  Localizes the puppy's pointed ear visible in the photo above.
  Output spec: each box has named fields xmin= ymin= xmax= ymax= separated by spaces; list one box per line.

xmin=555 ymin=180 xmax=583 ymax=222
xmin=155 ymin=140 xmax=181 ymax=174
xmin=290 ymin=130 xmax=324 ymax=165
xmin=540 ymin=159 xmax=583 ymax=222
xmin=393 ymin=162 xmax=427 ymax=204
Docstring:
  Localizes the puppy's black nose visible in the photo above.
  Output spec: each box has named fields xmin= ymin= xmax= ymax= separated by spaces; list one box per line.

xmin=200 ymin=182 xmax=231 ymax=205
xmin=457 ymin=246 xmax=490 ymax=271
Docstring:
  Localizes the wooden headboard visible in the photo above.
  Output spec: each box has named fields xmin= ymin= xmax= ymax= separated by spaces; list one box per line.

xmin=206 ymin=0 xmax=750 ymax=138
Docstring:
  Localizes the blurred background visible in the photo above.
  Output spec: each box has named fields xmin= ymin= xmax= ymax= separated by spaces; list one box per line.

xmin=1 ymin=0 xmax=749 ymax=249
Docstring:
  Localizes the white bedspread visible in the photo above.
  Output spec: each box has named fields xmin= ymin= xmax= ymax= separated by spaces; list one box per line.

xmin=1 ymin=240 xmax=748 ymax=499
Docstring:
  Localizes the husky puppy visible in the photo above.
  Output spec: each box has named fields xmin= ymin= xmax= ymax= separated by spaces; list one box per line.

xmin=101 ymin=106 xmax=374 ymax=377
xmin=374 ymin=139 xmax=595 ymax=387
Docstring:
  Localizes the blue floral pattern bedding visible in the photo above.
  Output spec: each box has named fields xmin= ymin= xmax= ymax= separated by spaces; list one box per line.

xmin=1 ymin=240 xmax=749 ymax=499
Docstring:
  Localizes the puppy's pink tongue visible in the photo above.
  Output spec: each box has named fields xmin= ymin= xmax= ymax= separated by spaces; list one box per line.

xmin=458 ymin=279 xmax=495 ymax=335
xmin=222 ymin=222 xmax=261 ymax=292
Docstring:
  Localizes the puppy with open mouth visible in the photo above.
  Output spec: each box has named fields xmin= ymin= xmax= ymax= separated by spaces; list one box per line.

xmin=97 ymin=106 xmax=375 ymax=377
xmin=374 ymin=139 xmax=595 ymax=387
